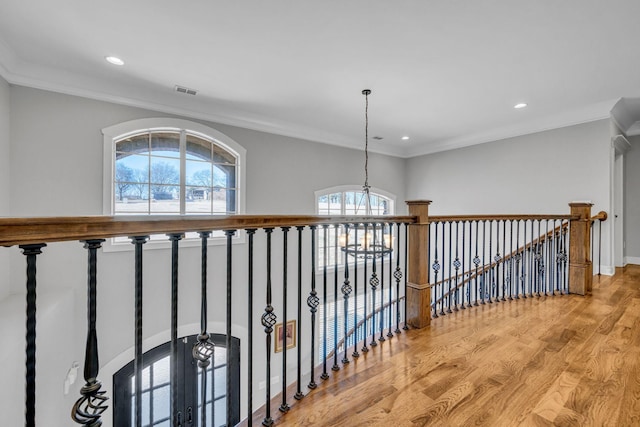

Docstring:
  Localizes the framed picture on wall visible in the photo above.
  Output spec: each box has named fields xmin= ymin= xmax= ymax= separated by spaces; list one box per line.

xmin=274 ymin=320 xmax=296 ymax=353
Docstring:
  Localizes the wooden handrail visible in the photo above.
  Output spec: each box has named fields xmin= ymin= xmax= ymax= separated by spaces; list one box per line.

xmin=0 ymin=214 xmax=416 ymax=247
xmin=591 ymin=211 xmax=608 ymax=222
xmin=429 ymin=214 xmax=577 ymax=223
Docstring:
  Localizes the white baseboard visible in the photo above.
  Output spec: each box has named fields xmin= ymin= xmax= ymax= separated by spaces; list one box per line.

xmin=625 ymin=256 xmax=640 ymax=266
xmin=595 ymin=265 xmax=615 ymax=276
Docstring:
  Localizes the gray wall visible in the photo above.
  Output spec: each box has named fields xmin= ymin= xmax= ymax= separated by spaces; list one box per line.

xmin=624 ymin=135 xmax=640 ymax=261
xmin=405 ymin=119 xmax=612 ymax=269
xmin=0 ymin=76 xmax=9 ymax=301
xmin=4 ymin=85 xmax=406 ymax=425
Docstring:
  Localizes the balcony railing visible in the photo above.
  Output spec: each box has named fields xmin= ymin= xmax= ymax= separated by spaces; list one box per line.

xmin=0 ymin=201 xmax=603 ymax=426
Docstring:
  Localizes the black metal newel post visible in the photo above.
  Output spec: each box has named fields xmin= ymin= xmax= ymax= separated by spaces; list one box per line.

xmin=307 ymin=226 xmax=320 ymax=389
xmin=295 ymin=226 xmax=306 ymax=398
xmin=20 ymin=243 xmax=46 ymax=427
xmin=225 ymin=229 xmax=236 ymax=426
xmin=72 ymin=239 xmax=109 ymax=426
xmin=247 ymin=229 xmax=257 ymax=425
xmin=193 ymin=232 xmax=215 ymax=427
xmin=262 ymin=228 xmax=276 ymax=427
xmin=131 ymin=235 xmax=149 ymax=427
xmin=279 ymin=227 xmax=290 ymax=413
xmin=341 ymin=224 xmax=351 ymax=364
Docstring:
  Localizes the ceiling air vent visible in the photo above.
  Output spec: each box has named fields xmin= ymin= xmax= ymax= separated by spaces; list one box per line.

xmin=372 ymin=136 xmax=383 ymax=140
xmin=175 ymin=85 xmax=197 ymax=96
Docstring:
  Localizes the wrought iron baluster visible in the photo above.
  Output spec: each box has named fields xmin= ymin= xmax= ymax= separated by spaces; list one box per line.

xmin=432 ymin=222 xmax=440 ymax=317
xmin=332 ymin=225 xmax=340 ymax=370
xmin=447 ymin=221 xmax=453 ymax=313
xmin=168 ymin=234 xmax=183 ymax=427
xmin=453 ymin=221 xmax=460 ymax=312
xmin=295 ymin=226 xmax=306 ymax=397
xmin=130 ymin=236 xmax=149 ymax=427
xmin=261 ymin=228 xmax=276 ymax=426
xmin=387 ymin=223 xmax=394 ymax=337
xmin=362 ymin=223 xmax=370 ymax=352
xmin=193 ymin=232 xmax=214 ymax=427
xmin=320 ymin=224 xmax=329 ymax=381
xmin=370 ymin=223 xmax=379 ymax=347
xmin=489 ymin=220 xmax=495 ymax=303
xmin=224 ymin=230 xmax=236 ymax=425
xmin=500 ymin=220 xmax=506 ymax=301
xmin=20 ymin=243 xmax=46 ymax=427
xmin=395 ymin=222 xmax=403 ymax=332
xmin=508 ymin=221 xmax=514 ymax=300
xmin=473 ymin=221 xmax=480 ymax=306
xmin=536 ymin=220 xmax=543 ymax=297
xmin=247 ymin=229 xmax=257 ymax=423
xmin=342 ymin=224 xmax=352 ymax=363
xmin=379 ymin=224 xmax=386 ymax=342
xmin=403 ymin=223 xmax=409 ymax=330
xmin=279 ymin=227 xmax=290 ymax=413
xmin=466 ymin=221 xmax=472 ymax=308
xmin=481 ymin=221 xmax=487 ymax=304
xmin=352 ymin=224 xmax=361 ymax=357
xmin=598 ymin=217 xmax=602 ymax=276
xmin=307 ymin=226 xmax=320 ymax=390
xmin=72 ymin=240 xmax=110 ymax=427
xmin=461 ymin=221 xmax=467 ymax=309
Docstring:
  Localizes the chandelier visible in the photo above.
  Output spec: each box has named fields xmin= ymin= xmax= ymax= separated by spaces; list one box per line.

xmin=339 ymin=89 xmax=393 ymax=259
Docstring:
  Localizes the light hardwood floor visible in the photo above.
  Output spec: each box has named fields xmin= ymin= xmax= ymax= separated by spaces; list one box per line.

xmin=256 ymin=265 xmax=640 ymax=426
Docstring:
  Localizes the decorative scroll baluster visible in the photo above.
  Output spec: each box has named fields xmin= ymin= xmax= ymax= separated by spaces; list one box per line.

xmin=130 ymin=235 xmax=149 ymax=427
xmin=515 ymin=220 xmax=522 ymax=300
xmin=20 ymin=243 xmax=46 ymax=427
xmin=403 ymin=222 xmax=409 ymax=330
xmin=379 ymin=224 xmax=386 ymax=342
xmin=370 ymin=223 xmax=379 ymax=347
xmin=507 ymin=221 xmax=514 ymax=300
xmin=494 ymin=220 xmax=502 ymax=302
xmin=295 ymin=226 xmax=306 ymax=398
xmin=307 ymin=226 xmax=320 ymax=389
xmin=432 ymin=222 xmax=442 ymax=316
xmin=461 ymin=221 xmax=467 ymax=309
xmin=247 ymin=229 xmax=257 ymax=424
xmin=473 ymin=221 xmax=480 ymax=306
xmin=262 ymin=228 xmax=276 ymax=426
xmin=500 ymin=220 xmax=506 ymax=301
xmin=394 ymin=222 xmax=403 ymax=333
xmin=488 ymin=220 xmax=494 ymax=304
xmin=321 ymin=225 xmax=329 ymax=380
xmin=279 ymin=227 xmax=290 ymax=413
xmin=447 ymin=221 xmax=453 ymax=313
xmin=192 ymin=232 xmax=214 ymax=427
xmin=453 ymin=221 xmax=460 ymax=312
xmin=72 ymin=239 xmax=109 ymax=427
xmin=352 ymin=224 xmax=360 ymax=358
xmin=342 ymin=224 xmax=352 ymax=364
xmin=332 ymin=225 xmax=340 ymax=371
xmin=362 ymin=223 xmax=370 ymax=352
xmin=387 ymin=223 xmax=394 ymax=337
xmin=225 ymin=229 xmax=236 ymax=425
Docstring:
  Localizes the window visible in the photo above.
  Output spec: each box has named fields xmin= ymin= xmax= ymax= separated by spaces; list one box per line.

xmin=104 ymin=118 xmax=246 ymax=217
xmin=113 ymin=334 xmax=240 ymax=427
xmin=315 ymin=186 xmax=395 ymax=267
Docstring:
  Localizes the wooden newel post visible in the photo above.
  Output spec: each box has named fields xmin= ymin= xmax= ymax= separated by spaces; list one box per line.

xmin=569 ymin=202 xmax=593 ymax=295
xmin=406 ymin=200 xmax=432 ymax=328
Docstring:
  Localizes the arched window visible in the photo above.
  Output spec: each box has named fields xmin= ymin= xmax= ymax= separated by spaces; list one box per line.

xmin=113 ymin=334 xmax=240 ymax=427
xmin=104 ymin=118 xmax=246 ymax=217
xmin=315 ymin=185 xmax=395 ymax=267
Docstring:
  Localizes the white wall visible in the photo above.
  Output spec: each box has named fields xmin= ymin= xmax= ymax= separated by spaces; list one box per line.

xmin=405 ymin=119 xmax=613 ymax=272
xmin=5 ymin=85 xmax=407 ymax=425
xmin=624 ymin=135 xmax=640 ymax=263
xmin=0 ymin=76 xmax=9 ymax=301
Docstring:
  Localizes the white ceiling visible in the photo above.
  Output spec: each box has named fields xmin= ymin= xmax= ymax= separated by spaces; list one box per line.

xmin=1 ymin=0 xmax=640 ymax=158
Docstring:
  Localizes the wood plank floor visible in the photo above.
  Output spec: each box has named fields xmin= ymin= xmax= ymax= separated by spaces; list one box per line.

xmin=258 ymin=265 xmax=640 ymax=426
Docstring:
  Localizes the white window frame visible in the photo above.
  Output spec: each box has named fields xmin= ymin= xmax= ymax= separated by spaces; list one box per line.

xmin=102 ymin=118 xmax=247 ymax=251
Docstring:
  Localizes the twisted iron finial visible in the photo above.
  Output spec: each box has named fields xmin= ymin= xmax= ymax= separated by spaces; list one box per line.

xmin=71 ymin=381 xmax=109 ymax=426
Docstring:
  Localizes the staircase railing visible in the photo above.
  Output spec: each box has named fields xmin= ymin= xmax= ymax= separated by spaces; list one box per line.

xmin=0 ymin=201 xmax=603 ymax=426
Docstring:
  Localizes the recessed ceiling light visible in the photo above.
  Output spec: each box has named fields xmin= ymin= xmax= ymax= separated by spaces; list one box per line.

xmin=105 ymin=56 xmax=124 ymax=66
xmin=514 ymin=103 xmax=528 ymax=109
xmin=401 ymin=136 xmax=410 ymax=140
